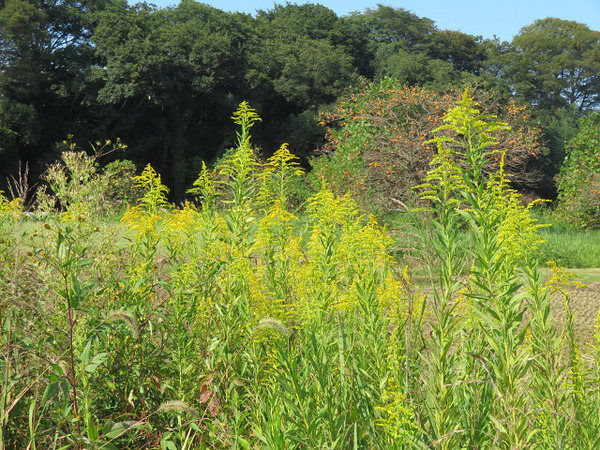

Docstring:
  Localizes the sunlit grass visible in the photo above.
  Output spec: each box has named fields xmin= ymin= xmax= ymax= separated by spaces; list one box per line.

xmin=531 ymin=207 xmax=600 ymax=268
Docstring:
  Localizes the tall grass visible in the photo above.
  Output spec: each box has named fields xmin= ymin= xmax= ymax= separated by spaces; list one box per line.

xmin=2 ymin=97 xmax=600 ymax=448
xmin=389 ymin=206 xmax=600 ymax=272
xmin=532 ymin=208 xmax=600 ymax=268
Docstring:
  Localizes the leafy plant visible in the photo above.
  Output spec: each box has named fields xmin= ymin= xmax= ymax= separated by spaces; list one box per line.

xmin=35 ymin=138 xmax=129 ymax=219
xmin=415 ymin=88 xmax=551 ymax=447
xmin=555 ymin=111 xmax=600 ymax=228
xmin=3 ymin=96 xmax=600 ymax=449
xmin=103 ymin=159 xmax=144 ymax=210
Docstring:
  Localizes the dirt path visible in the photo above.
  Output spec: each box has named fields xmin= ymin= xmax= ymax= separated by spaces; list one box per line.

xmin=550 ymin=280 xmax=600 ymax=344
xmin=415 ymin=269 xmax=600 ymax=344
xmin=542 ymin=268 xmax=600 ymax=344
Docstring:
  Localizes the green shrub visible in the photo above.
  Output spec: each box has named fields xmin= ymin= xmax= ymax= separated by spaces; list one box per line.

xmin=35 ymin=138 xmax=131 ymax=219
xmin=103 ymin=159 xmax=144 ymax=209
xmin=555 ymin=111 xmax=600 ymax=228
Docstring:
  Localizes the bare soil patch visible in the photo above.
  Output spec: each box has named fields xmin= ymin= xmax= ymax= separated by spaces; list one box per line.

xmin=550 ymin=279 xmax=600 ymax=345
xmin=415 ymin=269 xmax=600 ymax=345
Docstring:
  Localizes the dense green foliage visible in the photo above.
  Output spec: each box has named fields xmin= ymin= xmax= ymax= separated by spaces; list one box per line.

xmin=3 ymin=92 xmax=600 ymax=449
xmin=2 ymin=2 xmax=600 ymax=446
xmin=0 ymin=0 xmax=598 ymax=203
xmin=555 ymin=112 xmax=600 ymax=228
xmin=508 ymin=18 xmax=600 ymax=113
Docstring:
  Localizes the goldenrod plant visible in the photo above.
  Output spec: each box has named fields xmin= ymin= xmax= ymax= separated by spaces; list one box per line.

xmin=258 ymin=143 xmax=305 ymax=210
xmin=414 ymin=89 xmax=572 ymax=448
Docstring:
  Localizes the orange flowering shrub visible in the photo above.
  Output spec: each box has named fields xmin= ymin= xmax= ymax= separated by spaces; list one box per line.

xmin=312 ymin=78 xmax=547 ymax=212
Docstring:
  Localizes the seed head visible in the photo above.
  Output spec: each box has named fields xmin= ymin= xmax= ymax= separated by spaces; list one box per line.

xmin=107 ymin=309 xmax=140 ymax=339
xmin=254 ymin=318 xmax=291 ymax=337
xmin=158 ymin=400 xmax=199 ymax=417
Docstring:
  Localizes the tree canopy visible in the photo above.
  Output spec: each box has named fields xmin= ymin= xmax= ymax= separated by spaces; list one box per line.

xmin=508 ymin=18 xmax=600 ymax=112
xmin=0 ymin=1 xmax=596 ymax=202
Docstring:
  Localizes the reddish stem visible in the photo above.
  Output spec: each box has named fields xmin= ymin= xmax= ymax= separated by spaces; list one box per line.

xmin=64 ymin=274 xmax=82 ymax=445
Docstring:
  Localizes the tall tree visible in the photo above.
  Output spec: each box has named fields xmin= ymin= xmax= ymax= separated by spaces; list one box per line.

xmin=508 ymin=18 xmax=600 ymax=112
xmin=431 ymin=30 xmax=487 ymax=74
xmin=0 ymin=0 xmax=125 ymax=180
xmin=247 ymin=3 xmax=359 ymax=162
xmin=252 ymin=2 xmax=358 ymax=109
xmin=360 ymin=4 xmax=437 ymax=53
xmin=91 ymin=0 xmax=252 ymax=199
xmin=353 ymin=5 xmax=486 ymax=88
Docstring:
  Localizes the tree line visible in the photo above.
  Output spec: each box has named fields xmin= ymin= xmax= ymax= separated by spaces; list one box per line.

xmin=0 ymin=0 xmax=598 ymax=201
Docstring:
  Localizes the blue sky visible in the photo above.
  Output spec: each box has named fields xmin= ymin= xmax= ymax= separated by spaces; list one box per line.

xmin=131 ymin=0 xmax=600 ymax=42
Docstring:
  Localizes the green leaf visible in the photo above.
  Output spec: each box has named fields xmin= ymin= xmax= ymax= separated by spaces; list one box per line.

xmin=69 ymin=279 xmax=82 ymax=309
xmin=489 ymin=415 xmax=507 ymax=434
xmin=28 ymin=399 xmax=36 ymax=448
xmin=252 ymin=426 xmax=266 ymax=443
xmin=81 ymin=339 xmax=92 ymax=367
xmin=86 ymin=352 xmax=108 ymax=374
xmin=88 ymin=417 xmax=99 ymax=442
xmin=76 ymin=258 xmax=93 ymax=268
xmin=160 ymin=438 xmax=177 ymax=450
xmin=104 ymin=420 xmax=140 ymax=439
xmin=132 ymin=277 xmax=146 ymax=294
xmin=56 ymin=230 xmax=67 ymax=260
xmin=41 ymin=382 xmax=60 ymax=405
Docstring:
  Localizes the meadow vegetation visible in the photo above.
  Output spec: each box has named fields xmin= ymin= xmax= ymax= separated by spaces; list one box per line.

xmin=1 ymin=2 xmax=599 ymax=447
xmin=3 ymin=92 xmax=600 ymax=449
xmin=554 ymin=112 xmax=600 ymax=229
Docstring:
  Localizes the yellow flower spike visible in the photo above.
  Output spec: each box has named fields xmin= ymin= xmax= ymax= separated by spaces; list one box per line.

xmin=231 ymin=101 xmax=261 ymax=127
xmin=132 ymin=164 xmax=169 ymax=214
